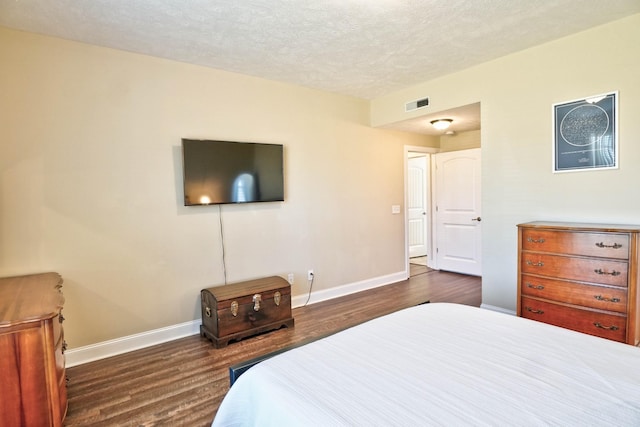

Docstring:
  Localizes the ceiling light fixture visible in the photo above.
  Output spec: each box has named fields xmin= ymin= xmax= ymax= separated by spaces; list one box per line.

xmin=430 ymin=119 xmax=453 ymax=130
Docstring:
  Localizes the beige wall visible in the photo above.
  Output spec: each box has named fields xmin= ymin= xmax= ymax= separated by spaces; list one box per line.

xmin=372 ymin=14 xmax=640 ymax=311
xmin=0 ymin=27 xmax=432 ymax=347
xmin=439 ymin=130 xmax=481 ymax=152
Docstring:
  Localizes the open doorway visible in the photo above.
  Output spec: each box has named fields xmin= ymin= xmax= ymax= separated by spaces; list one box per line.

xmin=393 ymin=102 xmax=481 ymax=278
xmin=404 ymin=146 xmax=483 ymax=278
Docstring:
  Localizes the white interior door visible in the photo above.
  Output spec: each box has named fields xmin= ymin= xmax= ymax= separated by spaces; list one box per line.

xmin=408 ymin=155 xmax=428 ymax=258
xmin=434 ymin=148 xmax=482 ymax=276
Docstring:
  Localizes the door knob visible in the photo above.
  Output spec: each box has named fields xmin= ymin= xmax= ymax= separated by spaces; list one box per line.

xmin=472 ymin=217 xmax=482 ymax=222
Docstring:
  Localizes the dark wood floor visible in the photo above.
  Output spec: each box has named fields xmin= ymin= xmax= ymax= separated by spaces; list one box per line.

xmin=65 ymin=267 xmax=481 ymax=426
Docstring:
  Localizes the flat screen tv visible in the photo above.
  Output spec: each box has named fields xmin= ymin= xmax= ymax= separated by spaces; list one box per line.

xmin=182 ymin=139 xmax=284 ymax=206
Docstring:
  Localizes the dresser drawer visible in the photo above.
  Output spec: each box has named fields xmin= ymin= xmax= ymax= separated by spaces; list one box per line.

xmin=521 ymin=297 xmax=626 ymax=342
xmin=521 ymin=253 xmax=628 ymax=286
xmin=521 ymin=229 xmax=630 ymax=259
xmin=521 ymin=275 xmax=628 ymax=313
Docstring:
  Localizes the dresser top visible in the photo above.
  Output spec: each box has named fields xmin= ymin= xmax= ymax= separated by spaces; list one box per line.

xmin=518 ymin=221 xmax=640 ymax=233
xmin=0 ymin=272 xmax=64 ymax=326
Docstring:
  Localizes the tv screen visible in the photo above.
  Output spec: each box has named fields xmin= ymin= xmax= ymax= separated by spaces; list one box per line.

xmin=182 ymin=139 xmax=284 ymax=206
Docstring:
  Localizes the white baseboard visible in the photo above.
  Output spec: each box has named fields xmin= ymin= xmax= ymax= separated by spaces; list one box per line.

xmin=65 ymin=319 xmax=201 ymax=367
xmin=481 ymin=303 xmax=516 ymax=316
xmin=291 ymin=270 xmax=407 ymax=308
xmin=66 ymin=270 xmax=409 ymax=367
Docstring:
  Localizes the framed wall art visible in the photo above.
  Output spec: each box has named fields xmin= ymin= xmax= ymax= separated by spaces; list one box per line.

xmin=552 ymin=91 xmax=618 ymax=173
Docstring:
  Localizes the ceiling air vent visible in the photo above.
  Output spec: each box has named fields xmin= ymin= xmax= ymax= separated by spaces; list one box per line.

xmin=405 ymin=97 xmax=429 ymax=112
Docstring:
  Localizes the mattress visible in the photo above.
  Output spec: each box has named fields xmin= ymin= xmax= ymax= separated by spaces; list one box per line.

xmin=212 ymin=303 xmax=640 ymax=426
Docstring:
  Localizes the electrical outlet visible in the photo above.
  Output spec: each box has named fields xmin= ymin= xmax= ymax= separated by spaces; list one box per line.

xmin=307 ymin=270 xmax=314 ymax=280
xmin=287 ymin=273 xmax=294 ymax=285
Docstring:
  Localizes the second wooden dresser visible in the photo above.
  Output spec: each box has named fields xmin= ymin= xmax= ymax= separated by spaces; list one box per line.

xmin=0 ymin=272 xmax=67 ymax=427
xmin=517 ymin=221 xmax=640 ymax=345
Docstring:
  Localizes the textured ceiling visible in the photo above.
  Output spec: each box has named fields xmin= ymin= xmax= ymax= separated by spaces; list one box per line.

xmin=1 ymin=1 xmax=639 ymax=134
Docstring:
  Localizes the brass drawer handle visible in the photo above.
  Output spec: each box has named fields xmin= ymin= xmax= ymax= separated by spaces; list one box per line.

xmin=205 ymin=306 xmax=212 ymax=318
xmin=526 ymin=237 xmax=545 ymax=244
xmin=526 ymin=260 xmax=544 ymax=267
xmin=62 ymin=340 xmax=68 ymax=354
xmin=594 ymin=295 xmax=621 ymax=303
xmin=593 ymin=322 xmax=619 ymax=331
xmin=525 ymin=306 xmax=544 ymax=315
xmin=59 ymin=313 xmax=65 ymax=323
xmin=595 ymin=242 xmax=622 ymax=249
xmin=594 ymin=269 xmax=621 ymax=276
xmin=526 ymin=283 xmax=544 ymax=290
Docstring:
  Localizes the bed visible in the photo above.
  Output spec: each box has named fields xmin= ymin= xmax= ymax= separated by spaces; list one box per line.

xmin=212 ymin=303 xmax=640 ymax=426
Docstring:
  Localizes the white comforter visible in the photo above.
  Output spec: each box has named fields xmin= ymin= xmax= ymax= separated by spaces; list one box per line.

xmin=212 ymin=303 xmax=640 ymax=426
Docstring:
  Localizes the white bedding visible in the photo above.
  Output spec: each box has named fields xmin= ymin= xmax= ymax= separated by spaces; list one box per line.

xmin=212 ymin=303 xmax=640 ymax=426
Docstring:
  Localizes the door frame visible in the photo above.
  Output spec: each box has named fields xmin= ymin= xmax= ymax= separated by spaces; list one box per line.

xmin=403 ymin=145 xmax=439 ymax=277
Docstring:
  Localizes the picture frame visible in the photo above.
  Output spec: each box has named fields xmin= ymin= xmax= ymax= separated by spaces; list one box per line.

xmin=552 ymin=91 xmax=618 ymax=173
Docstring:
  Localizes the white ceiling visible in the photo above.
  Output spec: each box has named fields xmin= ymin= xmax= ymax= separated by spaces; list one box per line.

xmin=1 ymin=0 xmax=638 ymax=134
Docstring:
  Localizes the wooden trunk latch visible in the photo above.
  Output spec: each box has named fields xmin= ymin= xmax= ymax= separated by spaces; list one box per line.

xmin=274 ymin=291 xmax=281 ymax=306
xmin=230 ymin=301 xmax=239 ymax=317
xmin=253 ymin=294 xmax=262 ymax=311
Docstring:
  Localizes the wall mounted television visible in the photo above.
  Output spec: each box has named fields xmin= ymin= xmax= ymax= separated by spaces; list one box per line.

xmin=182 ymin=139 xmax=284 ymax=206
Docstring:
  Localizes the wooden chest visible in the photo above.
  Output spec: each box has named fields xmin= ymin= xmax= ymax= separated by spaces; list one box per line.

xmin=517 ymin=221 xmax=640 ymax=345
xmin=200 ymin=276 xmax=294 ymax=348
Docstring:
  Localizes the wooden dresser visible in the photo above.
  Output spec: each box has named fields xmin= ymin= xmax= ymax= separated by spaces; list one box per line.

xmin=517 ymin=222 xmax=640 ymax=345
xmin=0 ymin=273 xmax=67 ymax=427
